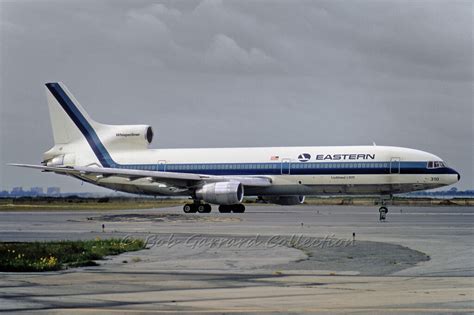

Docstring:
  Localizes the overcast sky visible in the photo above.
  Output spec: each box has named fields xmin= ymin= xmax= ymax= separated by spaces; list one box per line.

xmin=1 ymin=0 xmax=472 ymax=192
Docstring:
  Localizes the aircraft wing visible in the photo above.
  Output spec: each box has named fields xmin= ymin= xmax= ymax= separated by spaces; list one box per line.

xmin=8 ymin=164 xmax=273 ymax=188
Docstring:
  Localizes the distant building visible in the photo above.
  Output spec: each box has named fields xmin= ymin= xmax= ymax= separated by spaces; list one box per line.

xmin=46 ymin=187 xmax=61 ymax=196
xmin=11 ymin=187 xmax=25 ymax=196
xmin=30 ymin=187 xmax=44 ymax=196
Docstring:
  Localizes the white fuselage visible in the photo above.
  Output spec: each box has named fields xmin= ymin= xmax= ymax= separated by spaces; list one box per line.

xmin=72 ymin=145 xmax=459 ymax=197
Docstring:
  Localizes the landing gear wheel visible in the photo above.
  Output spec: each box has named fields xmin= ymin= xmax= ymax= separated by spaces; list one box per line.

xmin=218 ymin=205 xmax=231 ymax=213
xmin=232 ymin=204 xmax=246 ymax=213
xmin=183 ymin=204 xmax=197 ymax=213
xmin=218 ymin=204 xmax=245 ymax=213
xmin=379 ymin=206 xmax=388 ymax=221
xmin=197 ymin=204 xmax=212 ymax=213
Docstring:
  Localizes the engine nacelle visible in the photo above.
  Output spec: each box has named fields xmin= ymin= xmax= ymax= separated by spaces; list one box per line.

xmin=196 ymin=182 xmax=244 ymax=205
xmin=98 ymin=125 xmax=154 ymax=150
xmin=260 ymin=195 xmax=305 ymax=205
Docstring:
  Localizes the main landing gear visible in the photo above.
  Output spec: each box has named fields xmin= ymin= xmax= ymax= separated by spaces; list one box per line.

xmin=218 ymin=204 xmax=245 ymax=213
xmin=182 ymin=202 xmax=246 ymax=214
xmin=183 ymin=202 xmax=211 ymax=213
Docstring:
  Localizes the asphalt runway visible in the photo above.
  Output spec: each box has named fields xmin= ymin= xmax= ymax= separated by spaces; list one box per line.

xmin=0 ymin=205 xmax=473 ymax=314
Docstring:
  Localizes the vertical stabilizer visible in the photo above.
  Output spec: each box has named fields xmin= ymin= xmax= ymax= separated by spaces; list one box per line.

xmin=45 ymin=82 xmax=98 ymax=145
xmin=44 ymin=82 xmax=117 ymax=167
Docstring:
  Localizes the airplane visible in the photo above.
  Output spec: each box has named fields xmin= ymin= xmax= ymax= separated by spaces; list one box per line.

xmin=10 ymin=82 xmax=461 ymax=214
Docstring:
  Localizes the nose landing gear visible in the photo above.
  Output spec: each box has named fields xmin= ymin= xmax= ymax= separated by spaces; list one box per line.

xmin=379 ymin=206 xmax=388 ymax=221
xmin=377 ymin=195 xmax=391 ymax=221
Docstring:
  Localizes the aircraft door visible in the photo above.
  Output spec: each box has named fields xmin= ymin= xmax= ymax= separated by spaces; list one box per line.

xmin=390 ymin=157 xmax=400 ymax=174
xmin=157 ymin=160 xmax=166 ymax=172
xmin=281 ymin=159 xmax=291 ymax=175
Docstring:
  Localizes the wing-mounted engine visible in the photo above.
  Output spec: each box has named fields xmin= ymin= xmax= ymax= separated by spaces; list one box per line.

xmin=97 ymin=124 xmax=154 ymax=150
xmin=196 ymin=182 xmax=244 ymax=205
xmin=259 ymin=195 xmax=305 ymax=205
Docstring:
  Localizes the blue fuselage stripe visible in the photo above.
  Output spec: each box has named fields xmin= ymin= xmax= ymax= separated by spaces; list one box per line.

xmin=117 ymin=162 xmax=457 ymax=176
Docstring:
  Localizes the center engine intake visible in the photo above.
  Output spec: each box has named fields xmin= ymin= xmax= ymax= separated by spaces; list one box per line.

xmin=196 ymin=182 xmax=244 ymax=205
xmin=98 ymin=125 xmax=154 ymax=150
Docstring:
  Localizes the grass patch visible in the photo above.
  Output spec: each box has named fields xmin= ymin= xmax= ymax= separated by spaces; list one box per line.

xmin=0 ymin=238 xmax=145 ymax=272
xmin=0 ymin=197 xmax=185 ymax=211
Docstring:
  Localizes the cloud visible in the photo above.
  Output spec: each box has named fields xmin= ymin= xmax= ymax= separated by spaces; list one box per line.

xmin=106 ymin=0 xmax=472 ymax=81
xmin=205 ymin=34 xmax=276 ymax=72
xmin=107 ymin=2 xmax=280 ymax=74
xmin=0 ymin=20 xmax=25 ymax=33
xmin=148 ymin=3 xmax=182 ymax=19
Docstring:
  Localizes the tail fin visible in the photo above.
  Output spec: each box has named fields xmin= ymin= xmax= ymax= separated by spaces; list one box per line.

xmin=44 ymin=82 xmax=115 ymax=168
xmin=44 ymin=82 xmax=149 ymax=168
xmin=45 ymin=82 xmax=99 ymax=145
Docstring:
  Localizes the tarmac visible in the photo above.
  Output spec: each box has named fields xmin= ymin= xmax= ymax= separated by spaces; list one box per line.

xmin=0 ymin=205 xmax=473 ymax=314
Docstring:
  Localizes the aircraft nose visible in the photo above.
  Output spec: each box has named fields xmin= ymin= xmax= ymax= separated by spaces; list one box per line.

xmin=451 ymin=168 xmax=461 ymax=181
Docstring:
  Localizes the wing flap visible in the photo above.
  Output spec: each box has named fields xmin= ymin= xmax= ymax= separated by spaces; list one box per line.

xmin=8 ymin=164 xmax=273 ymax=187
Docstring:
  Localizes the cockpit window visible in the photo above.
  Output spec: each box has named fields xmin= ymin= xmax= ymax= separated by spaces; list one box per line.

xmin=427 ymin=161 xmax=446 ymax=169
